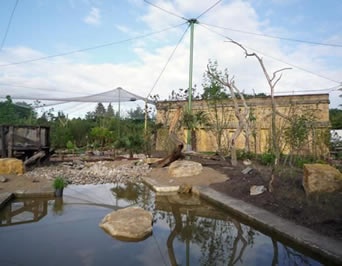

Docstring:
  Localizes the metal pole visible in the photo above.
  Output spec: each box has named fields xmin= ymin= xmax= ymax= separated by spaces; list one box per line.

xmin=118 ymin=88 xmax=121 ymax=138
xmin=186 ymin=19 xmax=197 ymax=152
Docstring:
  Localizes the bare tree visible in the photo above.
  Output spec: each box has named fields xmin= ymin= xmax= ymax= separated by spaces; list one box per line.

xmin=206 ymin=65 xmax=251 ymax=166
xmin=227 ymin=39 xmax=291 ymax=190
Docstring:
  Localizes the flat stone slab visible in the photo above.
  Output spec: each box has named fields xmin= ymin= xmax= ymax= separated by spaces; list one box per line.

xmin=99 ymin=207 xmax=153 ymax=241
xmin=0 ymin=192 xmax=14 ymax=208
xmin=144 ymin=166 xmax=228 ymax=192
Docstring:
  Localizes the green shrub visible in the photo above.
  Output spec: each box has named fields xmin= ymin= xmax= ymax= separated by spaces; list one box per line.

xmin=53 ymin=176 xmax=68 ymax=189
xmin=259 ymin=153 xmax=275 ymax=166
xmin=237 ymin=150 xmax=255 ymax=160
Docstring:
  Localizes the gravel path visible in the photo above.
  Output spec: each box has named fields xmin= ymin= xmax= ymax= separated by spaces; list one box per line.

xmin=24 ymin=160 xmax=152 ymax=185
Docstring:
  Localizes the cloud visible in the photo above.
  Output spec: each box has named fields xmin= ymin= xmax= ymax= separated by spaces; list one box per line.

xmin=0 ymin=0 xmax=341 ymax=118
xmin=83 ymin=7 xmax=101 ymax=25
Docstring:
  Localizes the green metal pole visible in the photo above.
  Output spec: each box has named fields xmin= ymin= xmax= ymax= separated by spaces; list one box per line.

xmin=118 ymin=88 xmax=121 ymax=138
xmin=187 ymin=19 xmax=197 ymax=152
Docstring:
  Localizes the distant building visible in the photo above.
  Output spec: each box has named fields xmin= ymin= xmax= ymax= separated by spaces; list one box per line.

xmin=155 ymin=94 xmax=330 ymax=157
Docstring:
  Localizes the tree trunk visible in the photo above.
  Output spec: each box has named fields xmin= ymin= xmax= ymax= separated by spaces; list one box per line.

xmin=152 ymin=143 xmax=184 ymax=168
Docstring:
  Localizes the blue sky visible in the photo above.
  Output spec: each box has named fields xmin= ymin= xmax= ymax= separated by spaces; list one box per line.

xmin=0 ymin=0 xmax=341 ymax=117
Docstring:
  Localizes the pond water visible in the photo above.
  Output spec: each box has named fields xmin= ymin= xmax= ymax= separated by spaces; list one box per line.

xmin=0 ymin=183 xmax=328 ymax=266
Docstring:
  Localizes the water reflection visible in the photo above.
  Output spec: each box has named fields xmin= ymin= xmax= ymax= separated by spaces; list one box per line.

xmin=0 ymin=197 xmax=51 ymax=226
xmin=154 ymin=193 xmax=320 ymax=266
xmin=0 ymin=183 xmax=328 ymax=265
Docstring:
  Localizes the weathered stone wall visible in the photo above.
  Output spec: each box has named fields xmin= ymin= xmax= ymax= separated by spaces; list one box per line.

xmin=155 ymin=94 xmax=330 ymax=154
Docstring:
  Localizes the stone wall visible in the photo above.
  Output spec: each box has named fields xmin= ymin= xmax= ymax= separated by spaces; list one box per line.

xmin=155 ymin=94 xmax=330 ymax=155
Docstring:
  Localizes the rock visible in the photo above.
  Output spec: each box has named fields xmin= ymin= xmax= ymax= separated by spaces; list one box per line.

xmin=178 ymin=183 xmax=192 ymax=193
xmin=303 ymin=164 xmax=342 ymax=195
xmin=0 ymin=158 xmax=24 ymax=175
xmin=99 ymin=207 xmax=153 ymax=241
xmin=241 ymin=167 xmax=253 ymax=175
xmin=0 ymin=175 xmax=7 ymax=182
xmin=250 ymin=185 xmax=266 ymax=196
xmin=243 ymin=159 xmax=252 ymax=166
xmin=168 ymin=160 xmax=203 ymax=178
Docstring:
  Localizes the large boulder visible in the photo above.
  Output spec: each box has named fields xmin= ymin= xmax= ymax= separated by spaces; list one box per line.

xmin=303 ymin=164 xmax=342 ymax=195
xmin=99 ymin=207 xmax=153 ymax=241
xmin=0 ymin=158 xmax=24 ymax=175
xmin=168 ymin=160 xmax=203 ymax=178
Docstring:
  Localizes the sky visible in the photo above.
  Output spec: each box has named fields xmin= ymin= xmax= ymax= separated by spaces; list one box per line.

xmin=0 ymin=0 xmax=341 ymax=118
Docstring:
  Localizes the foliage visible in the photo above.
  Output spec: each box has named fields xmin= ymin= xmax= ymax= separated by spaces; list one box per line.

xmin=53 ymin=176 xmax=68 ymax=189
xmin=258 ymin=153 xmax=276 ymax=166
xmin=329 ymin=108 xmax=342 ymax=129
xmin=284 ymin=114 xmax=312 ymax=150
xmin=202 ymin=60 xmax=229 ymax=100
xmin=127 ymin=106 xmax=145 ymax=120
xmin=168 ymin=85 xmax=202 ymax=101
xmin=90 ymin=126 xmax=112 ymax=147
xmin=66 ymin=140 xmax=74 ymax=150
xmin=201 ymin=60 xmax=231 ymax=154
xmin=106 ymin=103 xmax=115 ymax=117
xmin=115 ymin=119 xmax=145 ymax=157
xmin=0 ymin=96 xmax=36 ymax=125
xmin=236 ymin=150 xmax=255 ymax=160
xmin=182 ymin=110 xmax=209 ymax=130
xmin=95 ymin=102 xmax=106 ymax=117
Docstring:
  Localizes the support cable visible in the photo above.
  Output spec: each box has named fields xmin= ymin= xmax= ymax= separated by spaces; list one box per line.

xmin=144 ymin=0 xmax=187 ymax=21
xmin=200 ymin=22 xmax=342 ymax=48
xmin=0 ymin=0 xmax=19 ymax=51
xmin=199 ymin=23 xmax=341 ymax=84
xmin=196 ymin=0 xmax=223 ymax=20
xmin=146 ymin=25 xmax=190 ymax=99
xmin=0 ymin=23 xmax=186 ymax=67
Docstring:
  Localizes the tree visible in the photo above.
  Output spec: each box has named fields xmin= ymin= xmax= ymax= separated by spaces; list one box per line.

xmin=95 ymin=102 xmax=106 ymax=118
xmin=206 ymin=62 xmax=251 ymax=166
xmin=106 ymin=103 xmax=115 ymax=117
xmin=127 ymin=106 xmax=145 ymax=121
xmin=284 ymin=112 xmax=315 ymax=166
xmin=182 ymin=110 xmax=209 ymax=151
xmin=0 ymin=96 xmax=36 ymax=125
xmin=202 ymin=60 xmax=231 ymax=156
xmin=330 ymin=108 xmax=342 ymax=129
xmin=228 ymin=39 xmax=291 ymax=190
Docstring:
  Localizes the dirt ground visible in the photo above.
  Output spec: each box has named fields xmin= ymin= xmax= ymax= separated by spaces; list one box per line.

xmin=188 ymin=155 xmax=342 ymax=242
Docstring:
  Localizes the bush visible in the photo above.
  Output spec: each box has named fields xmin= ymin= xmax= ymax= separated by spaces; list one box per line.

xmin=236 ymin=150 xmax=255 ymax=160
xmin=53 ymin=176 xmax=68 ymax=189
xmin=259 ymin=153 xmax=276 ymax=166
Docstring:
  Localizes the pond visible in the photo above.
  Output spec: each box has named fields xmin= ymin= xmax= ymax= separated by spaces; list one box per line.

xmin=0 ymin=183 xmax=329 ymax=266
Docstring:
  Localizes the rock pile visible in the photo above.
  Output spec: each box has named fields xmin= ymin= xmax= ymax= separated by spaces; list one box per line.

xmin=24 ymin=160 xmax=152 ymax=185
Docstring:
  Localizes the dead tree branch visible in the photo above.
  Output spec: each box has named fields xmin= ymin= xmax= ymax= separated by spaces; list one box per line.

xmin=227 ymin=39 xmax=291 ymax=192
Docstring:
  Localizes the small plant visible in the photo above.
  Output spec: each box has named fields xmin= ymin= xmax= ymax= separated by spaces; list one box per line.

xmin=259 ymin=152 xmax=276 ymax=166
xmin=53 ymin=176 xmax=68 ymax=190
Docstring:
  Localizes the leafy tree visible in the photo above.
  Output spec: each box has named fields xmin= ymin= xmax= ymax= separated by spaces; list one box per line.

xmin=284 ymin=113 xmax=315 ymax=165
xmin=95 ymin=102 xmax=106 ymax=118
xmin=115 ymin=119 xmax=144 ymax=157
xmin=106 ymin=103 xmax=115 ymax=117
xmin=330 ymin=108 xmax=342 ymax=129
xmin=90 ymin=126 xmax=112 ymax=148
xmin=182 ymin=110 xmax=209 ymax=151
xmin=127 ymin=106 xmax=145 ymax=121
xmin=68 ymin=118 xmax=94 ymax=147
xmin=0 ymin=96 xmax=35 ymax=124
xmin=202 ymin=60 xmax=230 ymax=154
